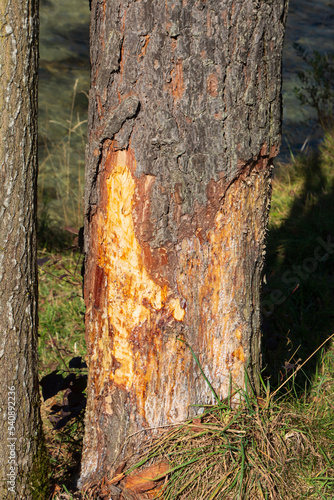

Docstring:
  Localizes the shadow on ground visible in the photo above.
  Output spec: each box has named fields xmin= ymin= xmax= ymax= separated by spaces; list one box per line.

xmin=262 ymin=132 xmax=334 ymax=390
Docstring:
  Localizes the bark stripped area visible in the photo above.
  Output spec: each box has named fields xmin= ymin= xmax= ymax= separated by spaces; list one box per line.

xmin=80 ymin=0 xmax=288 ymax=487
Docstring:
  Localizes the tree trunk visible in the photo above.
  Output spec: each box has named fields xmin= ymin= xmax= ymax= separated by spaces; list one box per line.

xmin=0 ymin=1 xmax=48 ymax=498
xmin=80 ymin=0 xmax=288 ymax=487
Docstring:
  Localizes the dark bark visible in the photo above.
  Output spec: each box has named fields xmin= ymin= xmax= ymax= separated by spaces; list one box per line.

xmin=80 ymin=0 xmax=288 ymax=488
xmin=0 ymin=1 xmax=49 ymax=498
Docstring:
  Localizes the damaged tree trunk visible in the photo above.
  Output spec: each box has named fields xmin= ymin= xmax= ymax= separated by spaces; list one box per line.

xmin=80 ymin=0 xmax=288 ymax=487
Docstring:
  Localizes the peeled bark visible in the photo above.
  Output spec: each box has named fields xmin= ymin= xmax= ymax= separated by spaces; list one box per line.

xmin=0 ymin=1 xmax=48 ymax=498
xmin=80 ymin=0 xmax=288 ymax=487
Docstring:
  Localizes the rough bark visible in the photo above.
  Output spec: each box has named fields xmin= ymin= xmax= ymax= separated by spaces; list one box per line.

xmin=0 ymin=1 xmax=48 ymax=498
xmin=80 ymin=0 xmax=288 ymax=487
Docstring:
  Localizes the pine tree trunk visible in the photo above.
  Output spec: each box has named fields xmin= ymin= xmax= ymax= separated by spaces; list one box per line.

xmin=0 ymin=1 xmax=48 ymax=498
xmin=80 ymin=0 xmax=288 ymax=487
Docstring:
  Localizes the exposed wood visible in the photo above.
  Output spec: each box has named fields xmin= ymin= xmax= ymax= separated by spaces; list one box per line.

xmin=80 ymin=0 xmax=288 ymax=487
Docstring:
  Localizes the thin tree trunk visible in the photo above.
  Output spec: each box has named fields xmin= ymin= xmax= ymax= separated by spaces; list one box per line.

xmin=0 ymin=1 xmax=48 ymax=498
xmin=80 ymin=0 xmax=288 ymax=487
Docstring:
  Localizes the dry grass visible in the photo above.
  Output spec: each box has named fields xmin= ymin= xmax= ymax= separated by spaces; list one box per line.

xmin=114 ymin=372 xmax=333 ymax=500
xmin=47 ymin=364 xmax=334 ymax=500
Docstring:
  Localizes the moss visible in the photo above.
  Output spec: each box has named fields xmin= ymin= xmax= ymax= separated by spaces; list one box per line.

xmin=28 ymin=428 xmax=50 ymax=500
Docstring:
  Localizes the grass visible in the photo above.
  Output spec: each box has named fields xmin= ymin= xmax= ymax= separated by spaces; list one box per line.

xmin=112 ymin=366 xmax=334 ymax=500
xmin=37 ymin=77 xmax=88 ymax=497
xmin=37 ymin=130 xmax=334 ymax=498
xmin=38 ymin=247 xmax=87 ymax=497
xmin=262 ymin=129 xmax=334 ymax=386
xmin=90 ymin=335 xmax=334 ymax=500
xmin=38 ymin=248 xmax=85 ymax=377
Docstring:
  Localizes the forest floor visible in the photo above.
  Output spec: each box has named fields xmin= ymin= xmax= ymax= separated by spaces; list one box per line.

xmin=37 ymin=131 xmax=334 ymax=499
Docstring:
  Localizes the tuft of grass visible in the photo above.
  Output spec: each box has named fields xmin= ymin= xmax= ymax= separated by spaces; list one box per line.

xmin=82 ymin=335 xmax=333 ymax=500
xmin=108 ymin=355 xmax=334 ymax=500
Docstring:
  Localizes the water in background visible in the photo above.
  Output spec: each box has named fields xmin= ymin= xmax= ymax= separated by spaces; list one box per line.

xmin=38 ymin=0 xmax=334 ymax=228
xmin=281 ymin=0 xmax=334 ymax=161
xmin=39 ymin=0 xmax=90 ymax=132
xmin=39 ymin=0 xmax=90 ymax=230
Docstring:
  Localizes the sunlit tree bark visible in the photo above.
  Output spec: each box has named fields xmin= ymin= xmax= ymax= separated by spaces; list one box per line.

xmin=80 ymin=0 xmax=288 ymax=489
xmin=0 ymin=1 xmax=48 ymax=498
